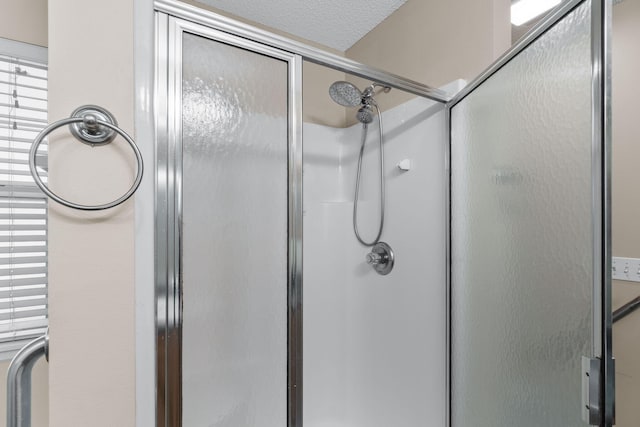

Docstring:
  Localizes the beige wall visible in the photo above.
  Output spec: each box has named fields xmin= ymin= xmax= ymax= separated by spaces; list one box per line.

xmin=0 ymin=1 xmax=49 ymax=426
xmin=303 ymin=61 xmax=347 ymax=127
xmin=48 ymin=0 xmax=136 ymax=426
xmin=345 ymin=0 xmax=511 ymax=112
xmin=612 ymin=0 xmax=640 ymax=257
xmin=612 ymin=0 xmax=640 ymax=425
xmin=0 ymin=0 xmax=48 ymax=47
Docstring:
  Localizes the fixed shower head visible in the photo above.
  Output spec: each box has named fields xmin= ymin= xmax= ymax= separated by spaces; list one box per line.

xmin=356 ymin=104 xmax=375 ymax=124
xmin=329 ymin=81 xmax=363 ymax=107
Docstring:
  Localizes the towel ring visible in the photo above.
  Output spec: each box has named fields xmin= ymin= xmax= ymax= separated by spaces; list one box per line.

xmin=28 ymin=105 xmax=144 ymax=211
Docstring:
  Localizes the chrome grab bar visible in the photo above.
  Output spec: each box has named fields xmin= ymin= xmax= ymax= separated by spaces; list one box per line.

xmin=613 ymin=296 xmax=640 ymax=324
xmin=6 ymin=331 xmax=49 ymax=427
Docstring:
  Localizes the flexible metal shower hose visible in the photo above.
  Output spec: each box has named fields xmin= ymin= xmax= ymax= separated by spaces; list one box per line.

xmin=353 ymin=100 xmax=385 ymax=246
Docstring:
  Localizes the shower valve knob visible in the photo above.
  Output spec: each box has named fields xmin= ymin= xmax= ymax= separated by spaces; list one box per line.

xmin=365 ymin=242 xmax=395 ymax=275
xmin=366 ymin=252 xmax=384 ymax=265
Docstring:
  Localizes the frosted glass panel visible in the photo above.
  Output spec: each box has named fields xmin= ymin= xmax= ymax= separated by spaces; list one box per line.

xmin=181 ymin=33 xmax=288 ymax=426
xmin=451 ymin=3 xmax=593 ymax=426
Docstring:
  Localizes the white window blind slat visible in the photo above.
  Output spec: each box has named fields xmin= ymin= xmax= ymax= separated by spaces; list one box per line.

xmin=0 ymin=184 xmax=49 ymax=193
xmin=0 ymin=81 xmax=46 ymax=94
xmin=0 ymin=266 xmax=46 ymax=276
xmin=0 ymin=169 xmax=47 ymax=178
xmin=0 ymin=56 xmax=47 ymax=69
xmin=0 ymin=327 xmax=48 ymax=340
xmin=0 ymin=234 xmax=44 ymax=243
xmin=0 ymin=277 xmax=46 ymax=288
xmin=0 ymin=69 xmax=48 ymax=82
xmin=0 ymin=307 xmax=47 ymax=322
xmin=0 ymin=159 xmax=38 ymax=167
xmin=0 ymin=201 xmax=45 ymax=209
xmin=0 ymin=122 xmax=45 ymax=132
xmin=0 ymin=212 xmax=46 ymax=219
xmin=0 ymin=46 xmax=48 ymax=350
xmin=0 ymin=112 xmax=47 ymax=122
xmin=0 ymin=326 xmax=47 ymax=344
xmin=0 ymin=246 xmax=45 ymax=254
xmin=0 ymin=137 xmax=40 ymax=146
xmin=0 ymin=286 xmax=42 ymax=298
xmin=0 ymin=103 xmax=47 ymax=114
xmin=0 ymin=256 xmax=47 ymax=265
xmin=0 ymin=91 xmax=47 ymax=102
xmin=0 ymin=224 xmax=46 ymax=231
xmin=0 ymin=297 xmax=46 ymax=311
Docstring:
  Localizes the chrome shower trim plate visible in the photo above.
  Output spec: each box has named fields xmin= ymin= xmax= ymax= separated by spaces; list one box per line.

xmin=366 ymin=241 xmax=394 ymax=276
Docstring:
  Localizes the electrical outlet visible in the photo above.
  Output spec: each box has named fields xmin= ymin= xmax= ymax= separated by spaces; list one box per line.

xmin=612 ymin=257 xmax=640 ymax=283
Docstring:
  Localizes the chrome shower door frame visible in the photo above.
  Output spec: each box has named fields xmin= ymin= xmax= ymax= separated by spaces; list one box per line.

xmin=445 ymin=0 xmax=613 ymax=425
xmin=155 ymin=13 xmax=303 ymax=427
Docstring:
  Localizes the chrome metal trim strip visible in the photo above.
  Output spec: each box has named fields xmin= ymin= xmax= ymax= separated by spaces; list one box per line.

xmin=591 ymin=0 xmax=614 ymax=423
xmin=155 ymin=14 xmax=192 ymax=426
xmin=155 ymin=11 xmax=170 ymax=427
xmin=166 ymin=14 xmax=183 ymax=427
xmin=444 ymin=104 xmax=452 ymax=427
xmin=288 ymin=54 xmax=304 ymax=427
xmin=448 ymin=0 xmax=587 ymax=108
xmin=174 ymin=19 xmax=298 ymax=61
xmin=591 ymin=0 xmax=604 ymax=362
xmin=153 ymin=0 xmax=450 ymax=103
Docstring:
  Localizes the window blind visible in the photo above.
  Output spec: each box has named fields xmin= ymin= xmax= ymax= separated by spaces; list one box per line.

xmin=0 ymin=50 xmax=48 ymax=355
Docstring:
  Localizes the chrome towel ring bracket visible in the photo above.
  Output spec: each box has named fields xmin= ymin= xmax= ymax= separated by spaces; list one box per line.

xmin=28 ymin=105 xmax=144 ymax=211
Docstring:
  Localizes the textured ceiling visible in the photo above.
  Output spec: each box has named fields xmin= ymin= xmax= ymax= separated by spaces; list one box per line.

xmin=195 ymin=0 xmax=409 ymax=51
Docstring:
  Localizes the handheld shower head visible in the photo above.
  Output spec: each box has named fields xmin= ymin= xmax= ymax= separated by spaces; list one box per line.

xmin=356 ymin=105 xmax=375 ymax=124
xmin=329 ymin=81 xmax=363 ymax=107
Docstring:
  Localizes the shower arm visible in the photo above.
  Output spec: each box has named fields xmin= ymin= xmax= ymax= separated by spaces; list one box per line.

xmin=362 ymin=83 xmax=391 ymax=99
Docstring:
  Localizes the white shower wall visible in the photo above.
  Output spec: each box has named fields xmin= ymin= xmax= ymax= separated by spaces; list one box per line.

xmin=303 ymin=82 xmax=461 ymax=427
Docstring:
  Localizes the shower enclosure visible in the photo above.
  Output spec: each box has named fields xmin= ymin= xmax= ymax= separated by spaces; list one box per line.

xmin=154 ymin=0 xmax=613 ymax=426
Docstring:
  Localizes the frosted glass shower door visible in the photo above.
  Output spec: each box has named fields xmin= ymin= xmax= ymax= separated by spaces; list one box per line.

xmin=157 ymin=16 xmax=302 ymax=427
xmin=449 ymin=0 xmax=612 ymax=426
xmin=181 ymin=32 xmax=289 ymax=426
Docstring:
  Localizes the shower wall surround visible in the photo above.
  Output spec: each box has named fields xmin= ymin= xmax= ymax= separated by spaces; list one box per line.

xmin=303 ymin=81 xmax=463 ymax=427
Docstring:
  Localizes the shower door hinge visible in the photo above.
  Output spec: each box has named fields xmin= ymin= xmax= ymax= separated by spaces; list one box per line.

xmin=582 ymin=356 xmax=601 ymax=425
